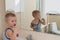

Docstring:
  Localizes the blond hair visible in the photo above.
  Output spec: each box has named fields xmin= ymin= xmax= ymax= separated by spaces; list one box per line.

xmin=32 ymin=10 xmax=40 ymax=17
xmin=5 ymin=12 xmax=16 ymax=21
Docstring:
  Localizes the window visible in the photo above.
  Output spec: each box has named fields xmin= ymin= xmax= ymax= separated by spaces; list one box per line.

xmin=5 ymin=0 xmax=24 ymax=12
xmin=45 ymin=0 xmax=60 ymax=14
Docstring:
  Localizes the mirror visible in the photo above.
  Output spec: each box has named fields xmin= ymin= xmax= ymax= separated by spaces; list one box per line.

xmin=20 ymin=0 xmax=60 ymax=36
xmin=4 ymin=0 xmax=60 ymax=39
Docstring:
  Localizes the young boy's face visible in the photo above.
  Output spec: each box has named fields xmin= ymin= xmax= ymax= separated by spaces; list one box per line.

xmin=33 ymin=13 xmax=40 ymax=19
xmin=7 ymin=16 xmax=17 ymax=27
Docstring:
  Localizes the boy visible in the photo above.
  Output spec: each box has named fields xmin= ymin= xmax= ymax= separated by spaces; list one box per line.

xmin=31 ymin=10 xmax=45 ymax=32
xmin=3 ymin=12 xmax=20 ymax=40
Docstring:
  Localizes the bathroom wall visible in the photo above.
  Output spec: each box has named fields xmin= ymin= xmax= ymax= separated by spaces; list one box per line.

xmin=0 ymin=0 xmax=5 ymax=39
xmin=15 ymin=12 xmax=21 ymax=28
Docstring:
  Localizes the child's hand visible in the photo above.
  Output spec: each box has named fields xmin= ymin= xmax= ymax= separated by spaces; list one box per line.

xmin=40 ymin=18 xmax=45 ymax=22
xmin=40 ymin=18 xmax=45 ymax=25
xmin=41 ymin=18 xmax=45 ymax=22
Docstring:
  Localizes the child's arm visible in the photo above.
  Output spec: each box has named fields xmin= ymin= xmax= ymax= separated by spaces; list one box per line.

xmin=6 ymin=29 xmax=16 ymax=40
xmin=40 ymin=18 xmax=45 ymax=25
xmin=30 ymin=24 xmax=37 ymax=29
xmin=30 ymin=21 xmax=37 ymax=29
